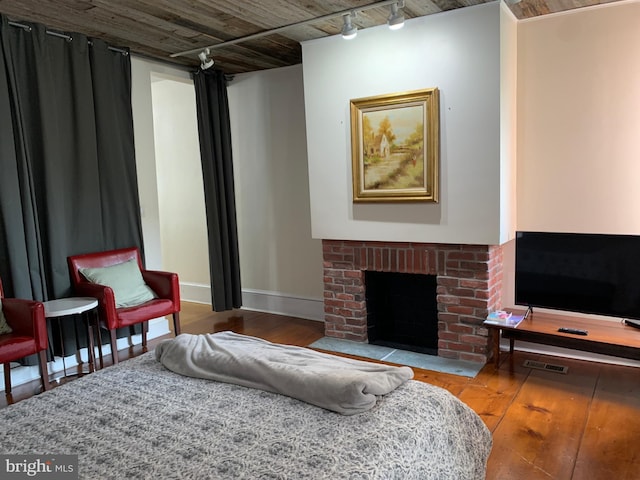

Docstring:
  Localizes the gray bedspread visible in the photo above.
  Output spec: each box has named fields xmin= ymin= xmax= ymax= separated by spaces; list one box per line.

xmin=155 ymin=331 xmax=414 ymax=415
xmin=0 ymin=352 xmax=492 ymax=479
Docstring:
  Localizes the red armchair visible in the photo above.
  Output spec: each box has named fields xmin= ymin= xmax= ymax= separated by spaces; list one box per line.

xmin=67 ymin=247 xmax=181 ymax=365
xmin=0 ymin=278 xmax=50 ymax=394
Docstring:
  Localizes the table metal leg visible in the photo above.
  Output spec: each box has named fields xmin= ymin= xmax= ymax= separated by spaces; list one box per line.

xmin=52 ymin=311 xmax=99 ymax=378
xmin=83 ymin=310 xmax=96 ymax=373
xmin=72 ymin=316 xmax=83 ymax=371
xmin=57 ymin=318 xmax=68 ymax=378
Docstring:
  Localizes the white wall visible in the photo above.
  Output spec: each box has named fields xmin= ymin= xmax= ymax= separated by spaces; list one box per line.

xmin=502 ymin=1 xmax=640 ymax=366
xmin=498 ymin=4 xmax=519 ymax=311
xmin=131 ymin=57 xmax=165 ymax=270
xmin=500 ymin=3 xmax=519 ymax=245
xmin=228 ymin=65 xmax=324 ymax=319
xmin=516 ymin=0 xmax=640 ymax=234
xmin=151 ymin=75 xmax=210 ymax=291
xmin=130 ymin=57 xmax=177 ymax=339
xmin=502 ymin=0 xmax=640 ymax=310
xmin=132 ymin=57 xmax=211 ymax=306
xmin=132 ymin=58 xmax=324 ymax=320
xmin=302 ymin=3 xmax=506 ymax=246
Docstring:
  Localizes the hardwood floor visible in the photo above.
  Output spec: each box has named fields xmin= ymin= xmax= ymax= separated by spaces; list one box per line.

xmin=4 ymin=301 xmax=639 ymax=479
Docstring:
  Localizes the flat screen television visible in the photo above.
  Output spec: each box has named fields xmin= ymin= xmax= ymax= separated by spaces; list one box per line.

xmin=515 ymin=231 xmax=640 ymax=320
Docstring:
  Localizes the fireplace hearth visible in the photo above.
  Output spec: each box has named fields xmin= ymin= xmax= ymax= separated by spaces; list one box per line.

xmin=322 ymin=240 xmax=503 ymax=363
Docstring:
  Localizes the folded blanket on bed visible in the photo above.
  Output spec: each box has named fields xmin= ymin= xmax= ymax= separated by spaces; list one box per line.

xmin=155 ymin=331 xmax=414 ymax=415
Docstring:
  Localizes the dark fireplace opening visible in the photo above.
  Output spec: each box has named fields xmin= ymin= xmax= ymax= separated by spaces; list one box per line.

xmin=365 ymin=271 xmax=438 ymax=356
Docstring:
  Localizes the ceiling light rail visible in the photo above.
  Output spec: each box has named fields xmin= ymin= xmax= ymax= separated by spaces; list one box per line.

xmin=171 ymin=0 xmax=405 ymax=60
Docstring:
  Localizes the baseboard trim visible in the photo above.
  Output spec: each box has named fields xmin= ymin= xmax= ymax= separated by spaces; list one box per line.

xmin=240 ymin=288 xmax=323 ymax=322
xmin=180 ymin=282 xmax=212 ymax=304
xmin=180 ymin=283 xmax=324 ymax=322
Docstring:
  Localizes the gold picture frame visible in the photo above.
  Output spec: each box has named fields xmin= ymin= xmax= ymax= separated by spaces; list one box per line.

xmin=350 ymin=88 xmax=439 ymax=203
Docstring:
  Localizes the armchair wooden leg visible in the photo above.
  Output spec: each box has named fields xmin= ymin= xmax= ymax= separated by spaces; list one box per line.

xmin=110 ymin=329 xmax=118 ymax=365
xmin=142 ymin=321 xmax=148 ymax=350
xmin=173 ymin=312 xmax=181 ymax=336
xmin=38 ymin=350 xmax=50 ymax=391
xmin=3 ymin=362 xmax=11 ymax=394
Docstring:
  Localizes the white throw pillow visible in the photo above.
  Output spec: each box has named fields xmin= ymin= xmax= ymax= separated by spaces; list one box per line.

xmin=79 ymin=259 xmax=157 ymax=308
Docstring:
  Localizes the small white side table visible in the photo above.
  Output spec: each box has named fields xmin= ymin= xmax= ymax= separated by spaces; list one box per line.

xmin=43 ymin=297 xmax=99 ymax=377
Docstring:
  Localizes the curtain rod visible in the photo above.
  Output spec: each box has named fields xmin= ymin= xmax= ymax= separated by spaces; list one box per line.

xmin=170 ymin=0 xmax=401 ymax=59
xmin=7 ymin=20 xmax=128 ymax=55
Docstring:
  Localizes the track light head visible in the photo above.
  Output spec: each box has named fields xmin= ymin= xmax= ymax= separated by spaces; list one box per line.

xmin=341 ymin=12 xmax=357 ymax=40
xmin=387 ymin=2 xmax=405 ymax=30
xmin=198 ymin=48 xmax=214 ymax=70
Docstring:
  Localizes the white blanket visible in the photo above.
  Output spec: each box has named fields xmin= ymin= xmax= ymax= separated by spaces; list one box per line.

xmin=155 ymin=331 xmax=414 ymax=415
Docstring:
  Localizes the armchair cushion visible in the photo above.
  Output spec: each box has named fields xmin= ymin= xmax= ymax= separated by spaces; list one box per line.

xmin=0 ymin=300 xmax=12 ymax=334
xmin=79 ymin=259 xmax=157 ymax=308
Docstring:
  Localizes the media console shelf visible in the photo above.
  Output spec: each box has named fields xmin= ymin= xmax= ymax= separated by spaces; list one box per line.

xmin=486 ymin=310 xmax=640 ymax=368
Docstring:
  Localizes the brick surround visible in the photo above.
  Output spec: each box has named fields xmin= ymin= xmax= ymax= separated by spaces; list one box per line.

xmin=322 ymin=240 xmax=504 ymax=363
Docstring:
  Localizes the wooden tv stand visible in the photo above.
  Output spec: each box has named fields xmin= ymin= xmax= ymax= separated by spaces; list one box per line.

xmin=486 ymin=310 xmax=640 ymax=367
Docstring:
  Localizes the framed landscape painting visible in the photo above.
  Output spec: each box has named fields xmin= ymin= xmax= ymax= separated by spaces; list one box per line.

xmin=350 ymin=88 xmax=439 ymax=203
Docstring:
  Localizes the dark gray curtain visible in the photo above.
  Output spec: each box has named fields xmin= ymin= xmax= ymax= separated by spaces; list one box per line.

xmin=193 ymin=69 xmax=242 ymax=311
xmin=0 ymin=16 xmax=142 ymax=299
xmin=0 ymin=16 xmax=143 ymax=353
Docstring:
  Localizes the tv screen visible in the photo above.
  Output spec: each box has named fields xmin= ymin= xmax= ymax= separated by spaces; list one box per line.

xmin=515 ymin=231 xmax=640 ymax=320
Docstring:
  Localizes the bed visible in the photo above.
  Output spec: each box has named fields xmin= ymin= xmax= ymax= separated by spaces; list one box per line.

xmin=0 ymin=333 xmax=492 ymax=479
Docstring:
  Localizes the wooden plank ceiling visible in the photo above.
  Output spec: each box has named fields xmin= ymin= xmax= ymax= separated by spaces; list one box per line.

xmin=0 ymin=0 xmax=624 ymax=74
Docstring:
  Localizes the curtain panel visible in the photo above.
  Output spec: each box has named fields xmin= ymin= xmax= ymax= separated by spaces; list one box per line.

xmin=193 ymin=69 xmax=242 ymax=311
xmin=0 ymin=16 xmax=143 ymax=353
xmin=0 ymin=16 xmax=143 ymax=299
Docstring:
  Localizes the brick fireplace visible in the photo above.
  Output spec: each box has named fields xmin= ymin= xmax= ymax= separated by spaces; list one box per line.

xmin=322 ymin=240 xmax=504 ymax=363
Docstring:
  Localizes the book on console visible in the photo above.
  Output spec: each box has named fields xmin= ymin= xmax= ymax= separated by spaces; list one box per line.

xmin=485 ymin=310 xmax=525 ymax=327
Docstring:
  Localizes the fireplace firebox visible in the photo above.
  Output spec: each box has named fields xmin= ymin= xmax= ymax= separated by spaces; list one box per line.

xmin=366 ymin=271 xmax=438 ymax=355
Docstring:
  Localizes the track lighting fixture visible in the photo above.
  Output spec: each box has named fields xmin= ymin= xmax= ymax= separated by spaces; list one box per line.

xmin=198 ymin=48 xmax=214 ymax=70
xmin=341 ymin=12 xmax=357 ymax=40
xmin=387 ymin=2 xmax=405 ymax=30
xmin=172 ymin=0 xmax=408 ymax=60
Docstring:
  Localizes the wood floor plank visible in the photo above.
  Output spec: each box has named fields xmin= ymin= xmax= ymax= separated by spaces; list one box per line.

xmin=409 ymin=368 xmax=471 ymax=396
xmin=486 ymin=356 xmax=600 ymax=479
xmin=573 ymin=364 xmax=640 ymax=480
xmin=458 ymin=352 xmax=531 ymax=432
